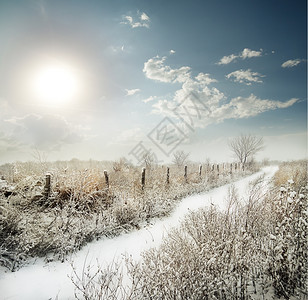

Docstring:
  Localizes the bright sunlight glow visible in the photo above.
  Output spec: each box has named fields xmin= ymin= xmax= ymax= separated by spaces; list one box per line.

xmin=31 ymin=62 xmax=80 ymax=105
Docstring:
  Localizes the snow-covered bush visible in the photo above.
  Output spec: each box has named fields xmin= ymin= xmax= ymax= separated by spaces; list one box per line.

xmin=72 ymin=163 xmax=307 ymax=300
xmin=266 ymin=182 xmax=307 ymax=298
xmin=123 ymin=172 xmax=307 ymax=299
xmin=0 ymin=160 xmax=255 ymax=271
xmin=126 ymin=179 xmax=270 ymax=299
xmin=274 ymin=160 xmax=307 ymax=193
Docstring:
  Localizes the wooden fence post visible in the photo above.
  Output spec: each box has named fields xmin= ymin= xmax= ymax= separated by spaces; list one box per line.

xmin=166 ymin=167 xmax=170 ymax=184
xmin=184 ymin=165 xmax=188 ymax=183
xmin=217 ymin=164 xmax=220 ymax=175
xmin=43 ymin=173 xmax=51 ymax=199
xmin=104 ymin=170 xmax=109 ymax=191
xmin=199 ymin=164 xmax=202 ymax=177
xmin=141 ymin=168 xmax=146 ymax=190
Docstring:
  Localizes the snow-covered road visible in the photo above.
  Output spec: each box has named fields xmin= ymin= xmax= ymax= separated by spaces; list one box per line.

xmin=0 ymin=166 xmax=278 ymax=300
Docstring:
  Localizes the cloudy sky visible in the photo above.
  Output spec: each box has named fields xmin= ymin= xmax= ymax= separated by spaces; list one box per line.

xmin=0 ymin=0 xmax=306 ymax=164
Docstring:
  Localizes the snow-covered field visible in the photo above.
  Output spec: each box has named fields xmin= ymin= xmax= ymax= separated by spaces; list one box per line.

xmin=0 ymin=166 xmax=278 ymax=300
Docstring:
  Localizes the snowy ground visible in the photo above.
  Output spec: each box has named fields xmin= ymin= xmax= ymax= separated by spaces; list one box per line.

xmin=0 ymin=166 xmax=278 ymax=300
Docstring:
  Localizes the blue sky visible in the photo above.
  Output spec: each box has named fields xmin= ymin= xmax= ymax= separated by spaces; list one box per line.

xmin=0 ymin=0 xmax=306 ymax=164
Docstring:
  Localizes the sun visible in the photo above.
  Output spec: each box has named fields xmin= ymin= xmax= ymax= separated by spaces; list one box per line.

xmin=31 ymin=62 xmax=80 ymax=105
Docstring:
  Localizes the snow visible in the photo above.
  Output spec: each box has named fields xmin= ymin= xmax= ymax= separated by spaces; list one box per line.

xmin=0 ymin=166 xmax=278 ymax=300
xmin=0 ymin=179 xmax=9 ymax=189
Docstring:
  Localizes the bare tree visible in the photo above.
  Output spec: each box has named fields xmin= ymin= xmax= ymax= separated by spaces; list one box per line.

xmin=229 ymin=134 xmax=264 ymax=166
xmin=31 ymin=148 xmax=48 ymax=172
xmin=141 ymin=152 xmax=156 ymax=170
xmin=172 ymin=150 xmax=190 ymax=168
xmin=113 ymin=157 xmax=130 ymax=172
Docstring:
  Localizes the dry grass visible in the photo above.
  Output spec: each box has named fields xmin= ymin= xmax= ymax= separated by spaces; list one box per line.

xmin=274 ymin=160 xmax=307 ymax=193
xmin=72 ymin=161 xmax=307 ymax=300
xmin=0 ymin=159 xmax=255 ymax=271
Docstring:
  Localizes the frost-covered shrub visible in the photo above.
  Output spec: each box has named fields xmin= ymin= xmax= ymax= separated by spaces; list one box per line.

xmin=266 ymin=182 xmax=307 ymax=298
xmin=127 ymin=185 xmax=269 ymax=299
xmin=124 ymin=176 xmax=307 ymax=299
xmin=274 ymin=160 xmax=307 ymax=193
xmin=0 ymin=201 xmax=25 ymax=270
xmin=0 ymin=160 xmax=254 ymax=271
xmin=73 ymin=170 xmax=307 ymax=300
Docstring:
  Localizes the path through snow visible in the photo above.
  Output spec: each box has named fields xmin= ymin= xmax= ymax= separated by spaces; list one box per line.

xmin=0 ymin=166 xmax=278 ymax=300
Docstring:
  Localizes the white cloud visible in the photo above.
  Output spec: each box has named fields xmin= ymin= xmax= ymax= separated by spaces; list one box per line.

xmin=110 ymin=45 xmax=125 ymax=53
xmin=217 ymin=54 xmax=238 ymax=65
xmin=143 ymin=56 xmax=191 ymax=83
xmin=126 ymin=88 xmax=141 ymax=96
xmin=216 ymin=95 xmax=299 ymax=120
xmin=4 ymin=114 xmax=88 ymax=151
xmin=122 ymin=12 xmax=150 ymax=28
xmin=150 ymin=73 xmax=224 ymax=129
xmin=226 ymin=69 xmax=265 ymax=85
xmin=151 ymin=80 xmax=298 ymax=129
xmin=152 ymin=87 xmax=299 ymax=130
xmin=140 ymin=12 xmax=150 ymax=21
xmin=169 ymin=49 xmax=176 ymax=55
xmin=217 ymin=48 xmax=263 ymax=65
xmin=143 ymin=96 xmax=158 ymax=103
xmin=151 ymin=99 xmax=177 ymax=116
xmin=281 ymin=59 xmax=303 ymax=68
xmin=144 ymin=54 xmax=299 ymax=132
xmin=195 ymin=72 xmax=217 ymax=85
xmin=241 ymin=48 xmax=262 ymax=59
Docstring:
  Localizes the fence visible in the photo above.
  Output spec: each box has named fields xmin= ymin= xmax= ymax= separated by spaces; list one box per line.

xmin=42 ymin=162 xmax=245 ymax=199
